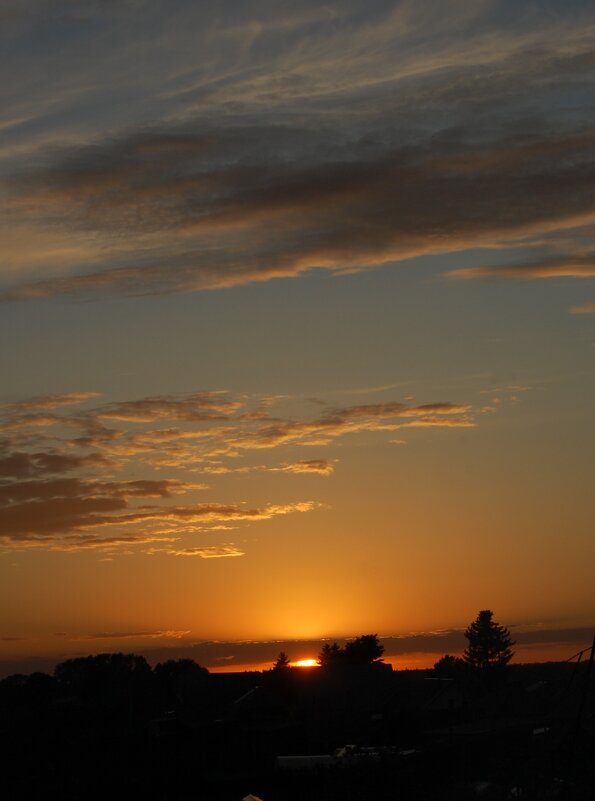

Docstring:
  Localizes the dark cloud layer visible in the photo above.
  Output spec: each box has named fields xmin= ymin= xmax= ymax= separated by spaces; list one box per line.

xmin=4 ymin=124 xmax=595 ymax=301
xmin=4 ymin=625 xmax=592 ymax=678
xmin=0 ymin=450 xmax=110 ymax=479
xmin=1 ymin=2 xmax=595 ymax=305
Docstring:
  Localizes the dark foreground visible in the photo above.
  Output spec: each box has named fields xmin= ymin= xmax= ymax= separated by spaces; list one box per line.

xmin=1 ymin=658 xmax=593 ymax=800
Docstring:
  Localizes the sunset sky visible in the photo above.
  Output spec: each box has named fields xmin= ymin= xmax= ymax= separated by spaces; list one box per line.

xmin=1 ymin=0 xmax=593 ymax=675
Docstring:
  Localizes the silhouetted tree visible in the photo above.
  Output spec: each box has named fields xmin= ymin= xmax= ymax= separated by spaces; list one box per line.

xmin=434 ymin=654 xmax=468 ymax=677
xmin=54 ymin=652 xmax=152 ymax=701
xmin=318 ymin=635 xmax=384 ymax=667
xmin=344 ymin=634 xmax=384 ymax=665
xmin=154 ymin=658 xmax=208 ymax=706
xmin=273 ymin=651 xmax=291 ymax=670
xmin=463 ymin=610 xmax=514 ymax=669
xmin=0 ymin=671 xmax=55 ymax=717
xmin=318 ymin=642 xmax=343 ymax=667
xmin=154 ymin=658 xmax=208 ymax=682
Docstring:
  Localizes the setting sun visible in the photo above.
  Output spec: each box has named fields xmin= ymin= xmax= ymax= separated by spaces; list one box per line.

xmin=292 ymin=659 xmax=319 ymax=668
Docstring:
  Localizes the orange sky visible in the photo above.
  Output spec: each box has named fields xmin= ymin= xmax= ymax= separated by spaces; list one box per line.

xmin=1 ymin=1 xmax=594 ymax=676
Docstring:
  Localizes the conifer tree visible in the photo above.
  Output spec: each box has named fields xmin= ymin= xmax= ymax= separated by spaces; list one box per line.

xmin=463 ymin=610 xmax=514 ymax=669
xmin=318 ymin=642 xmax=342 ymax=667
xmin=273 ymin=651 xmax=291 ymax=670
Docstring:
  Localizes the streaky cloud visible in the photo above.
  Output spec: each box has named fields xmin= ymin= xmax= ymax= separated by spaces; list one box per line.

xmin=157 ymin=545 xmax=245 ymax=559
xmin=570 ymin=299 xmax=595 ymax=313
xmin=398 ymin=416 xmax=477 ymax=428
xmin=277 ymin=459 xmax=336 ymax=475
xmin=81 ymin=630 xmax=191 ymax=640
xmin=4 ymin=122 xmax=595 ymax=301
xmin=0 ymin=392 xmax=100 ymax=411
xmin=448 ymin=254 xmax=595 ymax=280
xmin=3 ymin=7 xmax=595 ymax=308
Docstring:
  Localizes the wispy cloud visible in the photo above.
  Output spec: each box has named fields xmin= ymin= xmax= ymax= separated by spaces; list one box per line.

xmin=0 ymin=496 xmax=317 ymax=547
xmin=0 ymin=389 xmax=480 ymax=553
xmin=155 ymin=545 xmax=245 ymax=559
xmin=277 ymin=459 xmax=335 ymax=475
xmin=570 ymin=300 xmax=595 ymax=314
xmin=1 ymin=392 xmax=100 ymax=411
xmin=197 ymin=458 xmax=336 ymax=476
xmin=396 ymin=416 xmax=476 ymax=428
xmin=81 ymin=630 xmax=191 ymax=640
xmin=0 ymin=450 xmax=111 ymax=479
xmin=1 ymin=3 xmax=595 ymax=306
xmin=448 ymin=255 xmax=595 ymax=280
xmin=5 ymin=124 xmax=595 ymax=302
xmin=96 ymin=392 xmax=243 ymax=422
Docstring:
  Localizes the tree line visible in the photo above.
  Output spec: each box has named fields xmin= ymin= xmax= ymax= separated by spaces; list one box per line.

xmin=0 ymin=609 xmax=514 ymax=696
xmin=274 ymin=609 xmax=514 ymax=672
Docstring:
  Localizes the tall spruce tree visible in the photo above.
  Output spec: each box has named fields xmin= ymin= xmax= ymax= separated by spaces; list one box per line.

xmin=463 ymin=610 xmax=514 ymax=669
xmin=273 ymin=651 xmax=291 ymax=670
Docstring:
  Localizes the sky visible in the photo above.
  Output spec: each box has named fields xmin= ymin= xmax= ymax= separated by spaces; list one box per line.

xmin=0 ymin=0 xmax=593 ymax=675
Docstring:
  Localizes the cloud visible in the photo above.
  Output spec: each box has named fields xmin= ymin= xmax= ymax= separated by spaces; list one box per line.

xmin=96 ymin=392 xmax=243 ymax=422
xmin=197 ymin=458 xmax=336 ymax=476
xmin=0 ymin=389 xmax=478 ymax=552
xmin=448 ymin=255 xmax=595 ymax=280
xmin=479 ymin=385 xmax=530 ymax=395
xmin=5 ymin=123 xmax=595 ymax=301
xmin=81 ymin=630 xmax=191 ymax=640
xmin=0 ymin=477 xmax=201 ymax=506
xmin=570 ymin=300 xmax=595 ymax=313
xmin=277 ymin=459 xmax=335 ymax=475
xmin=0 ymin=415 xmax=62 ymax=433
xmin=2 ymin=3 xmax=595 ymax=303
xmin=12 ymin=392 xmax=474 ymax=463
xmin=228 ymin=401 xmax=475 ymax=450
xmin=156 ymin=545 xmax=245 ymax=559
xmin=0 ymin=497 xmax=317 ymax=546
xmin=338 ymin=402 xmax=472 ymax=418
xmin=397 ymin=415 xmax=476 ymax=428
xmin=1 ymin=392 xmax=100 ymax=411
xmin=0 ymin=450 xmax=111 ymax=479
xmin=3 ymin=623 xmax=594 ymax=677
xmin=47 ymin=533 xmax=179 ymax=552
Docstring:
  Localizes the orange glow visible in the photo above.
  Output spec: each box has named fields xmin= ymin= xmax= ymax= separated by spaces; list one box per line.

xmin=292 ymin=658 xmax=319 ymax=668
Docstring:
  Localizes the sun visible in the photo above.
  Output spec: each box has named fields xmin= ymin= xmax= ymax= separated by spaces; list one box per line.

xmin=292 ymin=658 xmax=318 ymax=668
